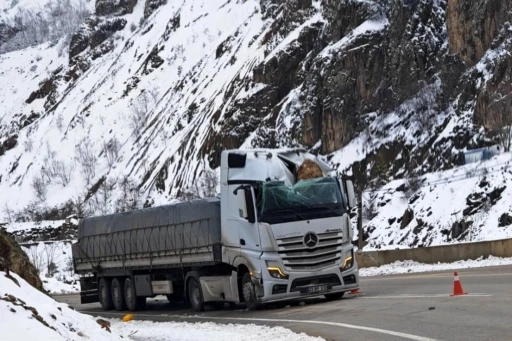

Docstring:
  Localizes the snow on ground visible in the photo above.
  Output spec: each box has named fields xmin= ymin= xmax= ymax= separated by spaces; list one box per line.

xmin=4 ymin=219 xmax=68 ymax=233
xmin=111 ymin=319 xmax=325 ymax=341
xmin=0 ymin=271 xmax=124 ymax=341
xmin=359 ymin=256 xmax=512 ymax=277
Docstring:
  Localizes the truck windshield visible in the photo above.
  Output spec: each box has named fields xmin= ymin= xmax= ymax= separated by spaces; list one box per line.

xmin=258 ymin=177 xmax=346 ymax=224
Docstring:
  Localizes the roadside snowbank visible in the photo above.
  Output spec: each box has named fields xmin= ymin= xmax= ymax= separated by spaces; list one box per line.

xmin=359 ymin=256 xmax=512 ymax=277
xmin=0 ymin=271 xmax=123 ymax=341
xmin=111 ymin=319 xmax=325 ymax=341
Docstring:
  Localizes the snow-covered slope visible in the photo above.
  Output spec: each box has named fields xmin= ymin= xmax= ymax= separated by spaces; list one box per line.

xmin=0 ymin=0 xmax=277 ymax=211
xmin=0 ymin=271 xmax=123 ymax=341
xmin=360 ymin=154 xmax=512 ymax=250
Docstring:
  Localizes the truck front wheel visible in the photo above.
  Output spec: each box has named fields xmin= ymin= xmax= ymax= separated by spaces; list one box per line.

xmin=112 ymin=278 xmax=127 ymax=311
xmin=98 ymin=278 xmax=113 ymax=310
xmin=241 ymin=273 xmax=260 ymax=310
xmin=187 ymin=277 xmax=205 ymax=312
xmin=124 ymin=277 xmax=146 ymax=311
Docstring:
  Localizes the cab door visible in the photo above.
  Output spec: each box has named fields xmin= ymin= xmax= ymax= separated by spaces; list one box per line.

xmin=235 ymin=186 xmax=261 ymax=253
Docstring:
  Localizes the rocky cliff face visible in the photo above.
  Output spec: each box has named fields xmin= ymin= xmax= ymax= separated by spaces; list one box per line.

xmin=1 ymin=0 xmax=512 ymax=247
xmin=0 ymin=227 xmax=45 ymax=292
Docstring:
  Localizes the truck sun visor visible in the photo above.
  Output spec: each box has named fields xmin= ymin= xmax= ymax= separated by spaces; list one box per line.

xmin=228 ymin=152 xmax=247 ymax=168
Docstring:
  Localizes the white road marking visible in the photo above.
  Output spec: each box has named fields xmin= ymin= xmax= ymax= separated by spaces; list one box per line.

xmin=357 ymin=293 xmax=492 ymax=299
xmin=173 ymin=315 xmax=441 ymax=341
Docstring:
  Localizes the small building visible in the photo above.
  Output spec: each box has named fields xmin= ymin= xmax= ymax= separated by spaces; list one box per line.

xmin=463 ymin=145 xmax=501 ymax=164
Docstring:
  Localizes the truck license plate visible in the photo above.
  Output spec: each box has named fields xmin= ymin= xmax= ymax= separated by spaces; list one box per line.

xmin=302 ymin=284 xmax=328 ymax=294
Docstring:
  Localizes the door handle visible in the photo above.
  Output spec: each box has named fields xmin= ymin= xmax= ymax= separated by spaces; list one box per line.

xmin=240 ymin=239 xmax=246 ymax=246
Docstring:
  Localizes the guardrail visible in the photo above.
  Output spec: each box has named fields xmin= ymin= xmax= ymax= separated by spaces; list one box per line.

xmin=355 ymin=238 xmax=512 ymax=268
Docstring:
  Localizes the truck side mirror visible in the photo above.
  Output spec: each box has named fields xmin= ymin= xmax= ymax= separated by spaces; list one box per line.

xmin=244 ymin=188 xmax=256 ymax=224
xmin=345 ymin=180 xmax=356 ymax=209
xmin=233 ymin=185 xmax=256 ymax=223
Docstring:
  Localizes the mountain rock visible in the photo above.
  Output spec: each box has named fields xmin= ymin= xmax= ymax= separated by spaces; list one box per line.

xmin=96 ymin=0 xmax=138 ymax=16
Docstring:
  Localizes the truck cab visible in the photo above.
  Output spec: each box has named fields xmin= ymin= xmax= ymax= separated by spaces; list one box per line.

xmin=219 ymin=148 xmax=359 ymax=307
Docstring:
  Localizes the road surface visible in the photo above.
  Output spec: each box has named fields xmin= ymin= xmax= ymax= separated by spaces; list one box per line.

xmin=55 ymin=265 xmax=512 ymax=341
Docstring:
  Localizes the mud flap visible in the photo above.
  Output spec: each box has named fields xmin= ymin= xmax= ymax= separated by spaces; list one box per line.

xmin=80 ymin=276 xmax=99 ymax=304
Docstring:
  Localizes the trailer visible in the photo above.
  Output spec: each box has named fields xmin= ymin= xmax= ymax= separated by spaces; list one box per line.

xmin=73 ymin=148 xmax=360 ymax=311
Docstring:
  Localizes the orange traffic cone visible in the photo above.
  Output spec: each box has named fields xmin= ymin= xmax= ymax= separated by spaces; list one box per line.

xmin=450 ymin=272 xmax=467 ymax=296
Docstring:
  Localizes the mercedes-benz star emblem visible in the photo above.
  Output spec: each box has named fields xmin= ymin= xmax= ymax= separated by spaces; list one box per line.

xmin=303 ymin=232 xmax=319 ymax=248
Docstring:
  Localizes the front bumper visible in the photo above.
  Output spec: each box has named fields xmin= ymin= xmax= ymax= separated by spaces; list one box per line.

xmin=256 ymin=265 xmax=360 ymax=303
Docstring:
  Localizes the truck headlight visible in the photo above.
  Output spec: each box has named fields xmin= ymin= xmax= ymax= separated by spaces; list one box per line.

xmin=266 ymin=261 xmax=289 ymax=280
xmin=341 ymin=250 xmax=354 ymax=272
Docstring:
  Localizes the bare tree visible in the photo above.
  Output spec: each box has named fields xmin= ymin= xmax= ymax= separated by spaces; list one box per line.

xmin=75 ymin=137 xmax=97 ymax=185
xmin=129 ymin=92 xmax=150 ymax=137
xmin=363 ymin=192 xmax=378 ymax=221
xmin=57 ymin=161 xmax=73 ymax=186
xmin=65 ymin=257 xmax=74 ymax=277
xmin=27 ymin=245 xmax=45 ymax=275
xmin=95 ymin=177 xmax=117 ymax=215
xmin=3 ymin=203 xmax=13 ymax=223
xmin=31 ymin=174 xmax=48 ymax=203
xmin=43 ymin=243 xmax=59 ymax=277
xmin=115 ymin=176 xmax=141 ymax=212
xmin=487 ymin=91 xmax=512 ymax=152
xmin=489 ymin=112 xmax=512 ymax=152
xmin=199 ymin=168 xmax=218 ymax=197
xmin=405 ymin=171 xmax=422 ymax=198
xmin=148 ymin=87 xmax=160 ymax=104
xmin=103 ymin=137 xmax=120 ymax=168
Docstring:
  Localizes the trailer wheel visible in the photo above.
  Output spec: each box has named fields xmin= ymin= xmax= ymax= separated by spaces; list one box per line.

xmin=112 ymin=278 xmax=126 ymax=311
xmin=324 ymin=292 xmax=345 ymax=301
xmin=123 ymin=277 xmax=144 ymax=311
xmin=187 ymin=277 xmax=205 ymax=312
xmin=241 ymin=273 xmax=260 ymax=310
xmin=98 ymin=278 xmax=113 ymax=311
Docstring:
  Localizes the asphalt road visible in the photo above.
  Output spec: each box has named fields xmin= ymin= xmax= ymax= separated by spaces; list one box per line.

xmin=55 ymin=265 xmax=512 ymax=341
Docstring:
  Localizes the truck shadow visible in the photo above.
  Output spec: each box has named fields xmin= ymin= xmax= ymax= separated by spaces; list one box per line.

xmin=145 ymin=295 xmax=353 ymax=315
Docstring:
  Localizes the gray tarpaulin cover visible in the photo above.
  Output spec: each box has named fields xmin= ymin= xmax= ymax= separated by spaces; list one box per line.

xmin=75 ymin=198 xmax=222 ymax=260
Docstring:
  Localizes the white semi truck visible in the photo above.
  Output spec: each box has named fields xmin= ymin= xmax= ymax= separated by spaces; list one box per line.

xmin=72 ymin=148 xmax=359 ymax=311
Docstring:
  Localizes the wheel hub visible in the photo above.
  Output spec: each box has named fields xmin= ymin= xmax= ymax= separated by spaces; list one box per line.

xmin=243 ymin=282 xmax=253 ymax=302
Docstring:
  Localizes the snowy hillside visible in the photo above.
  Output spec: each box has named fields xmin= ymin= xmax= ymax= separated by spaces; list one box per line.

xmin=2 ymin=0 xmax=512 ymax=249
xmin=360 ymin=154 xmax=512 ymax=249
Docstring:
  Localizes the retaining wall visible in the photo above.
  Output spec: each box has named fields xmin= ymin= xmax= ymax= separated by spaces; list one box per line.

xmin=355 ymin=238 xmax=512 ymax=268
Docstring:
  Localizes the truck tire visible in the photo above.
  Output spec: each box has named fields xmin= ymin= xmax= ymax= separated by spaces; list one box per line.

xmin=241 ymin=273 xmax=260 ymax=310
xmin=112 ymin=278 xmax=127 ymax=311
xmin=187 ymin=277 xmax=205 ymax=312
xmin=98 ymin=278 xmax=113 ymax=311
xmin=124 ymin=277 xmax=145 ymax=311
xmin=325 ymin=292 xmax=345 ymax=301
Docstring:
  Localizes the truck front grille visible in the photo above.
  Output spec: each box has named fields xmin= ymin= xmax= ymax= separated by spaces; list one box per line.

xmin=277 ymin=232 xmax=343 ymax=271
